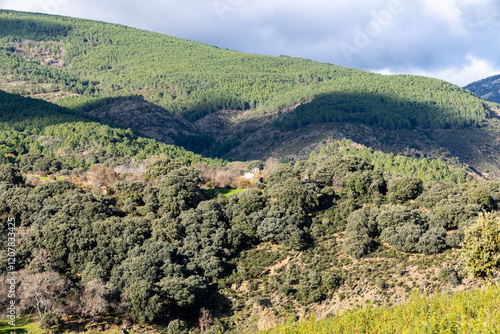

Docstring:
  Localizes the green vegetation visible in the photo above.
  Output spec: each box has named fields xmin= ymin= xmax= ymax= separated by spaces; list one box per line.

xmin=0 ymin=10 xmax=488 ymax=132
xmin=462 ymin=212 xmax=500 ymax=282
xmin=309 ymin=139 xmax=471 ymax=183
xmin=2 ymin=141 xmax=499 ymax=332
xmin=2 ymin=9 xmax=500 ymax=334
xmin=258 ymin=285 xmax=500 ymax=334
xmin=206 ymin=188 xmax=247 ymax=197
xmin=0 ymin=316 xmax=44 ymax=334
xmin=0 ymin=89 xmax=224 ymax=169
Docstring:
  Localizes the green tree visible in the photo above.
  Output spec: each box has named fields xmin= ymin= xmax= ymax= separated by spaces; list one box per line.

xmin=267 ymin=178 xmax=319 ymax=213
xmin=388 ymin=176 xmax=423 ymax=202
xmin=144 ymin=158 xmax=182 ymax=180
xmin=462 ymin=213 xmax=500 ymax=283
xmin=0 ymin=164 xmax=23 ymax=185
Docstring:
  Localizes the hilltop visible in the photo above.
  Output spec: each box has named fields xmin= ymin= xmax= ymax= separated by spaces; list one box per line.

xmin=464 ymin=74 xmax=500 ymax=104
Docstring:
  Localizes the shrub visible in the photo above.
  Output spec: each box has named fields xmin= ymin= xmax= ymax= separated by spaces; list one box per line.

xmin=166 ymin=319 xmax=188 ymax=334
xmin=377 ymin=205 xmax=428 ymax=231
xmin=432 ymin=200 xmax=482 ymax=230
xmin=445 ymin=230 xmax=464 ymax=248
xmin=144 ymin=157 xmax=181 ymax=180
xmin=346 ymin=207 xmax=380 ymax=237
xmin=388 ymin=176 xmax=423 ymax=202
xmin=376 ymin=278 xmax=387 ymax=290
xmin=380 ymin=223 xmax=425 ymax=253
xmin=438 ymin=267 xmax=461 ymax=286
xmin=308 ymin=271 xmax=322 ymax=286
xmin=0 ymin=164 xmax=23 ymax=185
xmin=417 ymin=228 xmax=447 ymax=254
xmin=267 ymin=178 xmax=319 ymax=213
xmin=343 ymin=233 xmax=374 ymax=258
xmin=40 ymin=312 xmax=62 ymax=330
xmin=322 ymin=272 xmax=343 ymax=291
xmin=462 ymin=213 xmax=500 ymax=281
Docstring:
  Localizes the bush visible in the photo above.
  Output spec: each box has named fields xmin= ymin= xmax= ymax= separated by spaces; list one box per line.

xmin=376 ymin=278 xmax=387 ymax=290
xmin=343 ymin=233 xmax=374 ymax=258
xmin=322 ymin=272 xmax=343 ymax=291
xmin=144 ymin=157 xmax=181 ymax=180
xmin=40 ymin=312 xmax=62 ymax=330
xmin=380 ymin=223 xmax=425 ymax=253
xmin=312 ymin=156 xmax=374 ymax=187
xmin=462 ymin=213 xmax=500 ymax=281
xmin=462 ymin=188 xmax=494 ymax=210
xmin=0 ymin=164 xmax=23 ymax=185
xmin=377 ymin=205 xmax=428 ymax=231
xmin=388 ymin=176 xmax=423 ymax=202
xmin=166 ymin=319 xmax=188 ymax=334
xmin=296 ymin=283 xmax=322 ymax=304
xmin=267 ymin=178 xmax=319 ymax=213
xmin=438 ymin=267 xmax=461 ymax=286
xmin=417 ymin=228 xmax=447 ymax=254
xmin=346 ymin=207 xmax=379 ymax=237
xmin=432 ymin=200 xmax=482 ymax=230
xmin=255 ymin=205 xmax=308 ymax=249
xmin=265 ymin=166 xmax=299 ymax=186
xmin=445 ymin=230 xmax=464 ymax=248
xmin=308 ymin=271 xmax=322 ymax=286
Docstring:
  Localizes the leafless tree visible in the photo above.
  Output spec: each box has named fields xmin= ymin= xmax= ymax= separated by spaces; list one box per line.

xmin=79 ymin=279 xmax=109 ymax=322
xmin=263 ymin=157 xmax=281 ymax=176
xmin=18 ymin=271 xmax=70 ymax=319
xmin=198 ymin=307 xmax=213 ymax=332
xmin=87 ymin=164 xmax=120 ymax=189
xmin=27 ymin=249 xmax=56 ymax=273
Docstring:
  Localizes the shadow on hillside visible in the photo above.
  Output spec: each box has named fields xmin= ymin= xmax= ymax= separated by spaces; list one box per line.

xmin=0 ymin=90 xmax=96 ymax=128
xmin=0 ymin=13 xmax=72 ymax=40
xmin=276 ymin=90 xmax=486 ymax=132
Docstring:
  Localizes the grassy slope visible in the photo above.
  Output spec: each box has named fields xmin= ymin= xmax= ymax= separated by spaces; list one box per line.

xmin=257 ymin=285 xmax=500 ymax=334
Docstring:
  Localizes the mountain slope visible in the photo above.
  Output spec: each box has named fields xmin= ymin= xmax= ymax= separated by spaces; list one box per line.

xmin=4 ymin=10 xmax=500 ymax=178
xmin=0 ymin=89 xmax=223 ymax=167
xmin=464 ymin=74 xmax=500 ymax=103
xmin=0 ymin=9 xmax=488 ymax=129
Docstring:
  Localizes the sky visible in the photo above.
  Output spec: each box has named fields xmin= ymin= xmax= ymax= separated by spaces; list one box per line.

xmin=1 ymin=0 xmax=500 ymax=86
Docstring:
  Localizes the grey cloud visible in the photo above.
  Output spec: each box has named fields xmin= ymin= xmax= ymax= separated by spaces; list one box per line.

xmin=1 ymin=0 xmax=500 ymax=85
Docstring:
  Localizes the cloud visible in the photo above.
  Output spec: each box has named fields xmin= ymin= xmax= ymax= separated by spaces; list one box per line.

xmin=1 ymin=0 xmax=500 ymax=86
xmin=375 ymin=55 xmax=500 ymax=86
xmin=420 ymin=0 xmax=466 ymax=35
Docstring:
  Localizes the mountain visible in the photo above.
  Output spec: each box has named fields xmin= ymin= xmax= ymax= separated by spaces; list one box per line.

xmin=0 ymin=89 xmax=223 ymax=167
xmin=0 ymin=9 xmax=486 ymax=128
xmin=464 ymin=74 xmax=500 ymax=104
xmin=4 ymin=10 xmax=500 ymax=178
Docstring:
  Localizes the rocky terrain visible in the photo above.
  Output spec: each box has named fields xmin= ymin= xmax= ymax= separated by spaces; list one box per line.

xmin=465 ymin=74 xmax=500 ymax=104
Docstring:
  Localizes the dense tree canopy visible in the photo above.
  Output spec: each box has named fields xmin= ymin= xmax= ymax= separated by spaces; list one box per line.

xmin=0 ymin=10 xmax=489 ymax=133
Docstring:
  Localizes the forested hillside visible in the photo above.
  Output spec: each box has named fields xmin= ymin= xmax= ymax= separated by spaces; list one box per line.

xmin=0 ymin=89 xmax=223 ymax=168
xmin=0 ymin=9 xmax=488 ymax=131
xmin=1 ymin=114 xmax=498 ymax=333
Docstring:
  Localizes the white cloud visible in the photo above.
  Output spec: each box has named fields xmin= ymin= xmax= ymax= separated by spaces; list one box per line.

xmin=1 ymin=0 xmax=500 ymax=85
xmin=419 ymin=0 xmax=467 ymax=35
xmin=374 ymin=55 xmax=500 ymax=86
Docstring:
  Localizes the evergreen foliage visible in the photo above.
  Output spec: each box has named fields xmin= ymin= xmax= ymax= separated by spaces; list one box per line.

xmin=0 ymin=10 xmax=488 ymax=132
xmin=0 ymin=90 xmax=223 ymax=169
